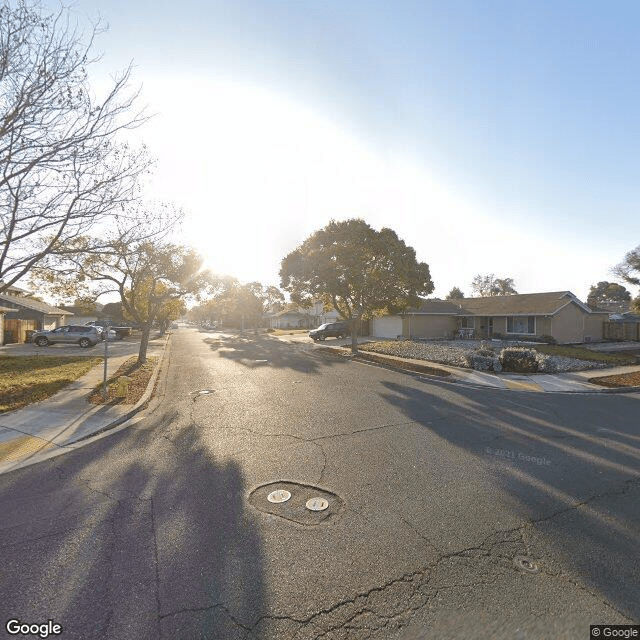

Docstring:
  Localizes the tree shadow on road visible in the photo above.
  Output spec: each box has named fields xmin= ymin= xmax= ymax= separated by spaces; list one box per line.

xmin=378 ymin=379 xmax=640 ymax=621
xmin=203 ymin=332 xmax=349 ymax=374
xmin=0 ymin=411 xmax=266 ymax=639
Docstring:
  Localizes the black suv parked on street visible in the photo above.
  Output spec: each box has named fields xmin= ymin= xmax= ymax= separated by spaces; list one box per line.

xmin=309 ymin=322 xmax=349 ymax=342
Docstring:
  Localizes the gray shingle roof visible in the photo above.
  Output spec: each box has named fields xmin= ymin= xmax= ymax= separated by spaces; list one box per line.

xmin=408 ymin=291 xmax=598 ymax=316
xmin=412 ymin=299 xmax=467 ymax=314
xmin=0 ymin=293 xmax=72 ymax=316
xmin=271 ymin=309 xmax=308 ymax=319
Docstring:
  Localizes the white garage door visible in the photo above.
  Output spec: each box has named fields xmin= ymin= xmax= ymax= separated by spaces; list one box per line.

xmin=372 ymin=315 xmax=403 ymax=339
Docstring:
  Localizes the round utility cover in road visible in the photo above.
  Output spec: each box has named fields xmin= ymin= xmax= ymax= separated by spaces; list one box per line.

xmin=306 ymin=497 xmax=329 ymax=511
xmin=249 ymin=481 xmax=342 ymax=525
xmin=513 ymin=556 xmax=540 ymax=573
xmin=267 ymin=490 xmax=291 ymax=503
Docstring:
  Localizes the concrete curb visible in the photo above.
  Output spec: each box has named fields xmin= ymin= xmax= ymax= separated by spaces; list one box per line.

xmin=317 ymin=344 xmax=640 ymax=394
xmin=0 ymin=335 xmax=172 ymax=476
xmin=66 ymin=332 xmax=171 ymax=445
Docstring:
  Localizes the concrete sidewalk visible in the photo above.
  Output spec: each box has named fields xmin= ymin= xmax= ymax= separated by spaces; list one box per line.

xmin=0 ymin=335 xmax=168 ymax=475
xmin=318 ymin=345 xmax=640 ymax=394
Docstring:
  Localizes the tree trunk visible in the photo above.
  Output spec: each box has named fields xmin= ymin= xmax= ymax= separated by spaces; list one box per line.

xmin=351 ymin=316 xmax=359 ymax=354
xmin=137 ymin=323 xmax=151 ymax=366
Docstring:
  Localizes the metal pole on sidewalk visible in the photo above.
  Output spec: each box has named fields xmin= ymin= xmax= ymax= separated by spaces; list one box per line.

xmin=102 ymin=321 xmax=110 ymax=401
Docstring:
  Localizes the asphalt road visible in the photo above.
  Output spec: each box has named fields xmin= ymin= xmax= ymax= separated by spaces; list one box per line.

xmin=0 ymin=326 xmax=638 ymax=639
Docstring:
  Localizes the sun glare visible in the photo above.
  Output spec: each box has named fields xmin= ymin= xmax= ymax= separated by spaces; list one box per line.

xmin=136 ymin=76 xmax=480 ymax=284
xmin=126 ymin=75 xmax=606 ymax=297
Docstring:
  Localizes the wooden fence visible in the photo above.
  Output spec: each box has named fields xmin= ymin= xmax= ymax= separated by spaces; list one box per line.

xmin=603 ymin=321 xmax=640 ymax=341
xmin=3 ymin=318 xmax=37 ymax=343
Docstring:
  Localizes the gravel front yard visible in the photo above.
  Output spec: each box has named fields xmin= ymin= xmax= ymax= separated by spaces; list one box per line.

xmin=359 ymin=340 xmax=609 ymax=373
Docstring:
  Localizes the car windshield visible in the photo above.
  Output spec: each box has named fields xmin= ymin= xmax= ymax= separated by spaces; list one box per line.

xmin=316 ymin=324 xmax=329 ymax=330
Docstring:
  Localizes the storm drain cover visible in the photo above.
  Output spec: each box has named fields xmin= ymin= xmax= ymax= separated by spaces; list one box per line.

xmin=249 ymin=481 xmax=342 ymax=525
xmin=306 ymin=497 xmax=329 ymax=511
xmin=267 ymin=490 xmax=291 ymax=503
xmin=513 ymin=556 xmax=540 ymax=573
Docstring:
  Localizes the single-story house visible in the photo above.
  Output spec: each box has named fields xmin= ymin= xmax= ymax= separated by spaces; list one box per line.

xmin=58 ymin=304 xmax=100 ymax=326
xmin=267 ymin=302 xmax=341 ymax=330
xmin=268 ymin=310 xmax=311 ymax=329
xmin=0 ymin=283 xmax=73 ymax=343
xmin=372 ymin=291 xmax=610 ymax=344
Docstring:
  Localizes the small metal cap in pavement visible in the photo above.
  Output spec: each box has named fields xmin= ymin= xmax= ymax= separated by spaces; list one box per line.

xmin=305 ymin=497 xmax=329 ymax=511
xmin=513 ymin=556 xmax=540 ymax=573
xmin=267 ymin=489 xmax=291 ymax=503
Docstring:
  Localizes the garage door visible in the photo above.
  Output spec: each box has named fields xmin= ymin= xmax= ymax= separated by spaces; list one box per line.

xmin=372 ymin=316 xmax=403 ymax=339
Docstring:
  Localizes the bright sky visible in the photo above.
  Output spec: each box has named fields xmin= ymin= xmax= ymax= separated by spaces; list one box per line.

xmin=48 ymin=0 xmax=640 ymax=301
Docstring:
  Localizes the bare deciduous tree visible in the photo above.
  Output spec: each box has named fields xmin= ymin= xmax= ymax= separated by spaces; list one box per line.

xmin=0 ymin=0 xmax=150 ymax=292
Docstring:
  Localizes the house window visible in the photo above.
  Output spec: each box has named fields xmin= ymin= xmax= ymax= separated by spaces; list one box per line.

xmin=459 ymin=317 xmax=475 ymax=328
xmin=506 ymin=316 xmax=535 ymax=334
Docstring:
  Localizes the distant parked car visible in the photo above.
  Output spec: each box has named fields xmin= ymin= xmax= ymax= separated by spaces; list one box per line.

xmin=309 ymin=322 xmax=349 ymax=342
xmin=102 ymin=329 xmax=118 ymax=341
xmin=31 ymin=325 xmax=101 ymax=348
xmin=84 ymin=321 xmax=129 ymax=339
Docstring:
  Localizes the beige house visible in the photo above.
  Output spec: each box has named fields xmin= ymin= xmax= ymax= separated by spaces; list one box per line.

xmin=268 ymin=309 xmax=310 ymax=329
xmin=376 ymin=292 xmax=609 ymax=344
xmin=0 ymin=283 xmax=72 ymax=343
xmin=267 ymin=301 xmax=341 ymax=330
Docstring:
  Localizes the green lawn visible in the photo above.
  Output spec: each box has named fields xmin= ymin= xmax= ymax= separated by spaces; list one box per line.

xmin=0 ymin=355 xmax=102 ymax=412
xmin=531 ymin=344 xmax=638 ymax=365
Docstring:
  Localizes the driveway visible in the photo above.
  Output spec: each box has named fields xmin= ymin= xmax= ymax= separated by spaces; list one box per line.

xmin=0 ymin=334 xmax=164 ymax=358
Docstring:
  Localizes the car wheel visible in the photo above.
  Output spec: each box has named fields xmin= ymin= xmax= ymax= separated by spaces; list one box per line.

xmin=35 ymin=337 xmax=49 ymax=347
xmin=320 ymin=335 xmax=326 ymax=341
xmin=79 ymin=338 xmax=91 ymax=348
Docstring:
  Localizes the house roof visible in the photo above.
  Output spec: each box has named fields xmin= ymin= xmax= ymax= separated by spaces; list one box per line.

xmin=271 ymin=309 xmax=307 ymax=319
xmin=408 ymin=291 xmax=599 ymax=316
xmin=412 ymin=299 xmax=466 ymax=314
xmin=0 ymin=281 xmax=27 ymax=295
xmin=0 ymin=293 xmax=72 ymax=316
xmin=612 ymin=311 xmax=640 ymax=322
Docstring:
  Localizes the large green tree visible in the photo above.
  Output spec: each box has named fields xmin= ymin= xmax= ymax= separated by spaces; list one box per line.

xmin=471 ymin=274 xmax=518 ymax=297
xmin=446 ymin=286 xmax=464 ymax=300
xmin=34 ymin=239 xmax=213 ymax=364
xmin=280 ymin=219 xmax=433 ymax=352
xmin=614 ymin=246 xmax=640 ymax=313
xmin=192 ymin=281 xmax=284 ymax=329
xmin=586 ymin=281 xmax=631 ymax=310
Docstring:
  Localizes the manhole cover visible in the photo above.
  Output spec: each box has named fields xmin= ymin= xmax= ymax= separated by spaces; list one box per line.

xmin=249 ymin=481 xmax=342 ymax=525
xmin=513 ymin=556 xmax=539 ymax=573
xmin=306 ymin=497 xmax=329 ymax=511
xmin=267 ymin=490 xmax=291 ymax=503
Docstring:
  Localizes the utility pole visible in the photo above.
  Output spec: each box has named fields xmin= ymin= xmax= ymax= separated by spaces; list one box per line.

xmin=102 ymin=319 xmax=112 ymax=401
